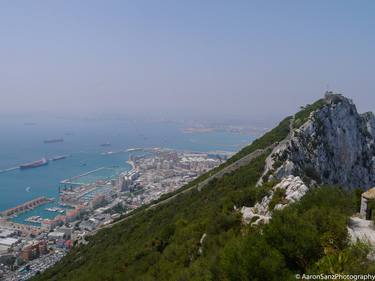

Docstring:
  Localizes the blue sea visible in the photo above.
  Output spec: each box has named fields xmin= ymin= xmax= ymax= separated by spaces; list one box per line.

xmin=0 ymin=116 xmax=254 ymax=224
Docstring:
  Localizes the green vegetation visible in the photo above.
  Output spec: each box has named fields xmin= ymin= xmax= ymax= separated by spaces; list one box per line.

xmin=268 ymin=188 xmax=287 ymax=211
xmin=218 ymin=187 xmax=374 ymax=280
xmin=293 ymin=99 xmax=327 ymax=128
xmin=33 ymin=109 xmax=374 ymax=281
xmin=227 ymin=116 xmax=292 ymax=164
xmin=103 ymin=203 xmax=128 ymax=215
xmin=35 ymin=180 xmax=371 ymax=281
xmin=310 ymin=242 xmax=374 ymax=275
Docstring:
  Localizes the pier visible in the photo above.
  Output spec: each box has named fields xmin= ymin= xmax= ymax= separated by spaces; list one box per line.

xmin=59 ymin=167 xmax=107 ymax=192
xmin=60 ymin=167 xmax=105 ymax=184
xmin=0 ymin=197 xmax=53 ymax=217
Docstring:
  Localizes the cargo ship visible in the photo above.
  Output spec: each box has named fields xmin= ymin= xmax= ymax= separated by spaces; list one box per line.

xmin=44 ymin=138 xmax=64 ymax=144
xmin=19 ymin=158 xmax=48 ymax=169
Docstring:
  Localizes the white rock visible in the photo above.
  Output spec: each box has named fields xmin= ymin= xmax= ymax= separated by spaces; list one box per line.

xmin=241 ymin=175 xmax=308 ymax=225
xmin=348 ymin=217 xmax=375 ymax=246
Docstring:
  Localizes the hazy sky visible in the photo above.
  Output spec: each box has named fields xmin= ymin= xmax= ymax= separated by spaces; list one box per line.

xmin=0 ymin=1 xmax=374 ymax=120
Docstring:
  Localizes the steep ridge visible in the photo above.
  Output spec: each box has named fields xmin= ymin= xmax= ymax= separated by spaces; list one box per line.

xmin=33 ymin=93 xmax=375 ymax=281
xmin=261 ymin=93 xmax=375 ymax=189
xmin=246 ymin=93 xmax=375 ymax=225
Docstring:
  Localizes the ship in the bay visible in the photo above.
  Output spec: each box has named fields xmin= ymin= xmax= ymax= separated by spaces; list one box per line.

xmin=43 ymin=138 xmax=64 ymax=144
xmin=100 ymin=142 xmax=111 ymax=147
xmin=19 ymin=158 xmax=48 ymax=169
xmin=51 ymin=155 xmax=68 ymax=161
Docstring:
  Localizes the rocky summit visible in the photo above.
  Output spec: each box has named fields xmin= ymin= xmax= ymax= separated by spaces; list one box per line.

xmin=261 ymin=93 xmax=375 ymax=189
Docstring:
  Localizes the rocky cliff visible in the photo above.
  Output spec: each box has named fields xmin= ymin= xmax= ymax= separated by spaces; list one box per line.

xmin=242 ymin=93 xmax=375 ymax=225
xmin=261 ymin=93 xmax=375 ymax=190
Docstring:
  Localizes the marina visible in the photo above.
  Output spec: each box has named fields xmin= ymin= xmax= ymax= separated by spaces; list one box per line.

xmin=45 ymin=207 xmax=65 ymax=214
xmin=9 ymin=201 xmax=73 ymax=227
xmin=25 ymin=216 xmax=43 ymax=224
xmin=0 ymin=197 xmax=54 ymax=217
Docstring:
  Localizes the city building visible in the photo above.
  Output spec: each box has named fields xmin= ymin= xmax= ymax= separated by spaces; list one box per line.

xmin=0 ymin=238 xmax=19 ymax=248
xmin=47 ymin=231 xmax=65 ymax=241
xmin=19 ymin=240 xmax=47 ymax=261
xmin=0 ymin=229 xmax=16 ymax=238
xmin=58 ymin=226 xmax=73 ymax=240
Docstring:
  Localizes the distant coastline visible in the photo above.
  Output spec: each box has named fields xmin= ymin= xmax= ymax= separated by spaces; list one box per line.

xmin=181 ymin=125 xmax=268 ymax=136
xmin=182 ymin=127 xmax=215 ymax=133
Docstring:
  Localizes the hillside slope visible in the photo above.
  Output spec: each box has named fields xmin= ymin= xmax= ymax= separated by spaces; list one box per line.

xmin=34 ymin=93 xmax=375 ymax=281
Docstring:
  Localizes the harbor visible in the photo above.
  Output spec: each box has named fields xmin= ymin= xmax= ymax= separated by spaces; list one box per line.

xmin=0 ymin=147 xmax=232 ymax=281
xmin=0 ymin=136 xmax=251 ymax=281
xmin=59 ymin=166 xmax=127 ymax=191
xmin=0 ymin=197 xmax=54 ymax=217
xmin=9 ymin=201 xmax=72 ymax=227
xmin=3 ymin=158 xmax=134 ymax=227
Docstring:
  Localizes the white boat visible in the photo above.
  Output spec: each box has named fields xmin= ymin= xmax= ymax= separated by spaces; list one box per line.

xmin=25 ymin=216 xmax=43 ymax=223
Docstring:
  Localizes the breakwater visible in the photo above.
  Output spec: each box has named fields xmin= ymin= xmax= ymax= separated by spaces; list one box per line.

xmin=1 ymin=197 xmax=53 ymax=217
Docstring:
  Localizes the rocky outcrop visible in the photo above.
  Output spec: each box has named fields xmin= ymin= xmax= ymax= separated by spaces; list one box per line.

xmin=262 ymin=93 xmax=375 ymax=189
xmin=241 ymin=175 xmax=308 ymax=225
xmin=348 ymin=217 xmax=375 ymax=246
xmin=244 ymin=93 xmax=375 ymax=225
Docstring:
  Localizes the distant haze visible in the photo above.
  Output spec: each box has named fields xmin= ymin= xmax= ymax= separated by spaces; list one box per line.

xmin=0 ymin=1 xmax=374 ymax=121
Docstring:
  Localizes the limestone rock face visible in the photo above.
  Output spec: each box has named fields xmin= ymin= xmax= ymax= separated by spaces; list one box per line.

xmin=264 ymin=94 xmax=375 ymax=189
xmin=243 ymin=94 xmax=375 ymax=225
xmin=241 ymin=176 xmax=308 ymax=225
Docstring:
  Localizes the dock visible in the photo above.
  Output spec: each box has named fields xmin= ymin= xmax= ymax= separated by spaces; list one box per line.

xmin=60 ymin=167 xmax=105 ymax=185
xmin=59 ymin=167 xmax=108 ymax=192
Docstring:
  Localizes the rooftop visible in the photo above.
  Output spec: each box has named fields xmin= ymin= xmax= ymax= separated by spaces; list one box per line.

xmin=362 ymin=187 xmax=375 ymax=199
xmin=0 ymin=237 xmax=19 ymax=246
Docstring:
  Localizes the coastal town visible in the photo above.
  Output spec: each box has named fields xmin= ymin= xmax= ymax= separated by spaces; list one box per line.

xmin=0 ymin=148 xmax=228 ymax=280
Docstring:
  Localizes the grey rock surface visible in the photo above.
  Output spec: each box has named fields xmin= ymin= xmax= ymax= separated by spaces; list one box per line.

xmin=264 ymin=94 xmax=375 ymax=189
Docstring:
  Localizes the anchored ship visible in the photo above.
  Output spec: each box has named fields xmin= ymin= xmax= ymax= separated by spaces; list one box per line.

xmin=44 ymin=138 xmax=64 ymax=144
xmin=19 ymin=158 xmax=48 ymax=169
xmin=51 ymin=155 xmax=68 ymax=161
